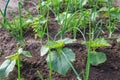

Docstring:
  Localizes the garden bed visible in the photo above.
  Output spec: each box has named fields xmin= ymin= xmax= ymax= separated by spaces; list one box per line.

xmin=0 ymin=0 xmax=120 ymax=80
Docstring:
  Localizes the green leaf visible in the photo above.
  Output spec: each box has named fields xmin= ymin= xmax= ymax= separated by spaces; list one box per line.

xmin=117 ymin=38 xmax=120 ymax=42
xmin=5 ymin=53 xmax=19 ymax=60
xmin=82 ymin=38 xmax=111 ymax=49
xmin=110 ymin=8 xmax=120 ymax=20
xmin=98 ymin=0 xmax=108 ymax=2
xmin=40 ymin=46 xmax=49 ymax=56
xmin=90 ymin=52 xmax=107 ymax=66
xmin=0 ymin=8 xmax=4 ymax=17
xmin=0 ymin=60 xmax=16 ymax=78
xmin=45 ymin=38 xmax=75 ymax=50
xmin=62 ymin=48 xmax=75 ymax=62
xmin=56 ymin=12 xmax=71 ymax=25
xmin=99 ymin=7 xmax=108 ymax=12
xmin=60 ymin=38 xmax=76 ymax=44
xmin=46 ymin=48 xmax=75 ymax=75
xmin=23 ymin=19 xmax=33 ymax=28
xmin=79 ymin=0 xmax=88 ymax=6
xmin=91 ymin=12 xmax=98 ymax=21
xmin=18 ymin=48 xmax=23 ymax=54
xmin=46 ymin=41 xmax=63 ymax=49
xmin=22 ymin=51 xmax=32 ymax=57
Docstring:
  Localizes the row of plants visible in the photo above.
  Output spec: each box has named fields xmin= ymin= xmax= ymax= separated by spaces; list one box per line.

xmin=0 ymin=0 xmax=120 ymax=80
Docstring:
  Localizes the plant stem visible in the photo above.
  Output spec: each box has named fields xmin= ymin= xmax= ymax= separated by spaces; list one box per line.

xmin=18 ymin=1 xmax=24 ymax=45
xmin=17 ymin=57 xmax=21 ymax=80
xmin=107 ymin=0 xmax=112 ymax=38
xmin=48 ymin=51 xmax=52 ymax=80
xmin=85 ymin=5 xmax=92 ymax=79
xmin=61 ymin=51 xmax=82 ymax=80
xmin=85 ymin=45 xmax=91 ymax=80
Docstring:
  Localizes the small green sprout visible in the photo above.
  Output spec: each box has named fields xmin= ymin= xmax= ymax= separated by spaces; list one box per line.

xmin=0 ymin=48 xmax=32 ymax=79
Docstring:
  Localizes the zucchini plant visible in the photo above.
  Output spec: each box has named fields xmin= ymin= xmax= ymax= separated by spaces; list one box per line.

xmin=82 ymin=38 xmax=111 ymax=66
xmin=40 ymin=38 xmax=81 ymax=80
xmin=0 ymin=48 xmax=32 ymax=80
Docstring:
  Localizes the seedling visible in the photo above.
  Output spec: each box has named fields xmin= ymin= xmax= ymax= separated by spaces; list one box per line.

xmin=0 ymin=1 xmax=25 ymax=46
xmin=56 ymin=10 xmax=91 ymax=38
xmin=40 ymin=38 xmax=81 ymax=80
xmin=82 ymin=38 xmax=111 ymax=66
xmin=0 ymin=48 xmax=32 ymax=80
xmin=23 ymin=15 xmax=49 ymax=39
xmin=98 ymin=2 xmax=119 ymax=38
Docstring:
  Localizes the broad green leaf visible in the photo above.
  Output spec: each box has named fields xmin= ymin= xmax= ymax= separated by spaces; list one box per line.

xmin=5 ymin=53 xmax=19 ymax=60
xmin=46 ymin=48 xmax=75 ymax=75
xmin=82 ymin=38 xmax=111 ymax=49
xmin=60 ymin=38 xmax=76 ymax=44
xmin=117 ymin=38 xmax=120 ymax=42
xmin=90 ymin=52 xmax=107 ymax=66
xmin=62 ymin=48 xmax=75 ymax=62
xmin=40 ymin=46 xmax=49 ymax=56
xmin=22 ymin=51 xmax=32 ymax=57
xmin=0 ymin=60 xmax=16 ymax=78
xmin=46 ymin=41 xmax=63 ymax=49
xmin=18 ymin=48 xmax=23 ymax=54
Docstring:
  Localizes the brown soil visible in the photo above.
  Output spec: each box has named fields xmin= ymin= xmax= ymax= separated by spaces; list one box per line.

xmin=0 ymin=0 xmax=120 ymax=80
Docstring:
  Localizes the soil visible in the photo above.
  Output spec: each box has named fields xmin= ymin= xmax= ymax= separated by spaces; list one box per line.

xmin=0 ymin=0 xmax=120 ymax=80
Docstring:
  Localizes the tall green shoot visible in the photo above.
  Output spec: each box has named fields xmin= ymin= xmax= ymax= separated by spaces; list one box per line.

xmin=107 ymin=0 xmax=115 ymax=38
